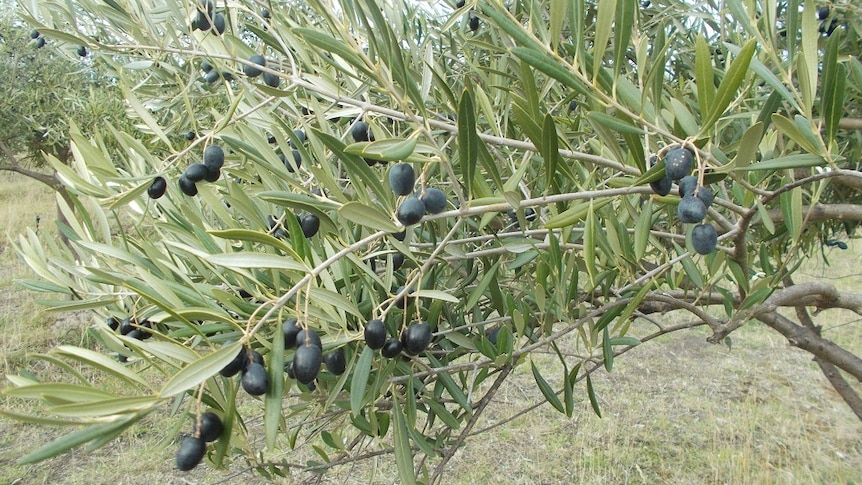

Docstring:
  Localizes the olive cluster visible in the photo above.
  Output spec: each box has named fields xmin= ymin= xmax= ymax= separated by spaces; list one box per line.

xmin=650 ymin=146 xmax=718 ymax=255
xmin=146 ymin=145 xmax=223 ymax=199
xmin=280 ymin=319 xmax=346 ymax=389
xmin=191 ymin=0 xmax=226 ymax=35
xmin=389 ymin=162 xmax=449 ymax=226
xmin=176 ymin=412 xmax=223 ymax=471
xmin=105 ymin=315 xmax=152 ymax=341
xmin=364 ymin=319 xmax=432 ymax=358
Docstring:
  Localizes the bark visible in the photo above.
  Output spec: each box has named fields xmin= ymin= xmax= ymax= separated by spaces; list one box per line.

xmin=793 ymin=304 xmax=862 ymax=420
xmin=0 ymin=139 xmax=75 ymax=247
xmin=838 ymin=118 xmax=862 ymax=130
xmin=756 ymin=311 xmax=862 ymax=382
xmin=766 ymin=203 xmax=862 ymax=224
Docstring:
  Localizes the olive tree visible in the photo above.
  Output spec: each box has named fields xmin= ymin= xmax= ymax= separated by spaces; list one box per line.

xmin=5 ymin=0 xmax=862 ymax=482
xmin=0 ymin=12 xmax=128 ymax=196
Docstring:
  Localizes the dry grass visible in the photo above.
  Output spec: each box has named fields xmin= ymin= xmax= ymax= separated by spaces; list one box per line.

xmin=1 ymin=174 xmax=861 ymax=484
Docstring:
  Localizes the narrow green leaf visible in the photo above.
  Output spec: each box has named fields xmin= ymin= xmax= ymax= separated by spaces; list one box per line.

xmin=207 ymin=253 xmax=307 ymax=272
xmin=511 ymin=47 xmax=585 ymax=96
xmin=725 ymin=122 xmax=764 ymax=170
xmin=531 ymin=360 xmax=565 ymax=414
xmin=309 ymin=287 xmax=363 ymax=320
xmin=55 ymin=346 xmax=150 ymax=388
xmin=391 ymin=394 xmax=417 ymax=485
xmin=542 ymin=113 xmax=560 ymax=188
xmin=343 ymin=137 xmax=418 ymax=162
xmin=756 ymin=199 xmax=776 ymax=234
xmin=770 ymin=115 xmax=821 ymax=154
xmin=121 ymin=86 xmax=172 ymax=149
xmin=613 ymin=284 xmax=651 ymax=335
xmin=586 ymin=374 xmax=602 ymax=418
xmin=424 ymin=399 xmax=461 ymax=429
xmin=584 ymin=202 xmax=597 ymax=288
xmin=159 ymin=342 xmax=243 ymax=398
xmin=458 ymin=88 xmax=478 ymax=199
xmin=613 ymin=0 xmax=635 ymax=79
xmin=700 ymin=39 xmax=756 ymax=134
xmin=587 ymin=111 xmax=645 ymax=135
xmin=350 ymin=346 xmax=374 ymax=416
xmin=594 ymin=305 xmax=626 ymax=333
xmin=609 ymin=336 xmax=642 ymax=347
xmin=820 ymin=31 xmax=840 ymax=138
xmin=740 ymin=153 xmax=824 ymax=171
xmin=265 ymin=320 xmax=284 ymax=450
xmin=673 ymin=243 xmax=704 ymax=288
xmin=105 ymin=181 xmax=150 ymax=211
xmin=563 ymin=364 xmax=574 ymax=417
xmin=512 ymin=94 xmax=543 ymax=152
xmin=427 ymin=355 xmax=471 ymax=412
xmin=465 ymin=262 xmax=500 ymax=310
xmin=602 ymin=327 xmax=614 ymax=372
xmin=3 ymin=383 xmax=113 ymax=402
xmin=545 ymin=198 xmax=613 ymax=229
xmin=790 ymin=186 xmax=803 ymax=242
xmin=695 ymin=36 xmax=715 ymax=116
xmin=826 ymin=66 xmax=846 ymax=145
xmin=549 ymin=0 xmax=567 ymax=51
xmin=339 ymin=201 xmax=399 ymax=233
xmin=669 ymin=98 xmax=699 ymax=136
xmin=634 ymin=198 xmax=652 ymax=260
xmin=294 ymin=28 xmax=374 ymax=78
xmin=593 ymin=0 xmax=617 ymax=79
xmin=48 ymin=396 xmax=159 ymax=417
xmin=0 ymin=409 xmax=89 ymax=426
xmin=480 ymin=3 xmax=541 ymax=51
xmin=413 ymin=289 xmax=459 ymax=304
xmin=786 ymin=0 xmax=800 ymax=61
xmin=208 ymin=229 xmax=302 ymax=258
xmin=799 ymin=7 xmax=818 ymax=112
xmin=20 ymin=415 xmax=139 ymax=464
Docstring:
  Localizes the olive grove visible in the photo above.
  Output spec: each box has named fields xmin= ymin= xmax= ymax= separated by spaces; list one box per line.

xmin=4 ymin=0 xmax=862 ymax=482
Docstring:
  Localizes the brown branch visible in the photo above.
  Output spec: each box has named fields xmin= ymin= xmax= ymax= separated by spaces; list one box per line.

xmin=707 ymin=278 xmax=862 ymax=345
xmin=765 ymin=203 xmax=862 ymax=224
xmin=756 ymin=311 xmax=862 ymax=382
xmin=838 ymin=118 xmax=862 ymax=130
xmin=792 ymin=302 xmax=862 ymax=420
xmin=0 ymin=162 xmax=63 ymax=191
xmin=760 ymin=281 xmax=862 ymax=315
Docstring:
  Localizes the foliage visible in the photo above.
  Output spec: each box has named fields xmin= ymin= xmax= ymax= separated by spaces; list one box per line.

xmin=5 ymin=0 xmax=862 ymax=482
xmin=0 ymin=13 xmax=126 ymax=165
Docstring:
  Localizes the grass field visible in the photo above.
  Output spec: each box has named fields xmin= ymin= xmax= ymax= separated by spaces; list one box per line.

xmin=1 ymin=173 xmax=861 ymax=484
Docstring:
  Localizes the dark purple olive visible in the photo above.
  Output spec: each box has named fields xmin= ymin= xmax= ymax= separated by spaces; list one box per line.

xmin=178 ymin=176 xmax=198 ymax=196
xmin=324 ymin=347 xmax=346 ymax=375
xmin=220 ymin=346 xmax=248 ymax=377
xmin=364 ymin=319 xmax=387 ymax=349
xmin=402 ymin=321 xmax=432 ymax=355
xmin=283 ymin=318 xmax=300 ymax=349
xmin=381 ymin=338 xmax=403 ymax=358
xmin=295 ymin=328 xmax=322 ymax=349
xmin=193 ymin=412 xmax=223 ymax=442
xmin=293 ymin=344 xmax=322 ymax=384
xmin=175 ymin=436 xmax=206 ymax=471
xmin=241 ymin=362 xmax=269 ymax=395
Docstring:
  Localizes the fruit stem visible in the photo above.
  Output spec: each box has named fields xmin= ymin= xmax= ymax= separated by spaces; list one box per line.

xmin=246 ymin=230 xmax=389 ymax=339
xmin=193 ymin=381 xmax=206 ymax=439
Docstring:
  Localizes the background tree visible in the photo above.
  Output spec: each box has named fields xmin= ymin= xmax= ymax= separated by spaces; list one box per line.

xmin=3 ymin=0 xmax=862 ymax=483
xmin=0 ymin=14 xmax=127 ymax=196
